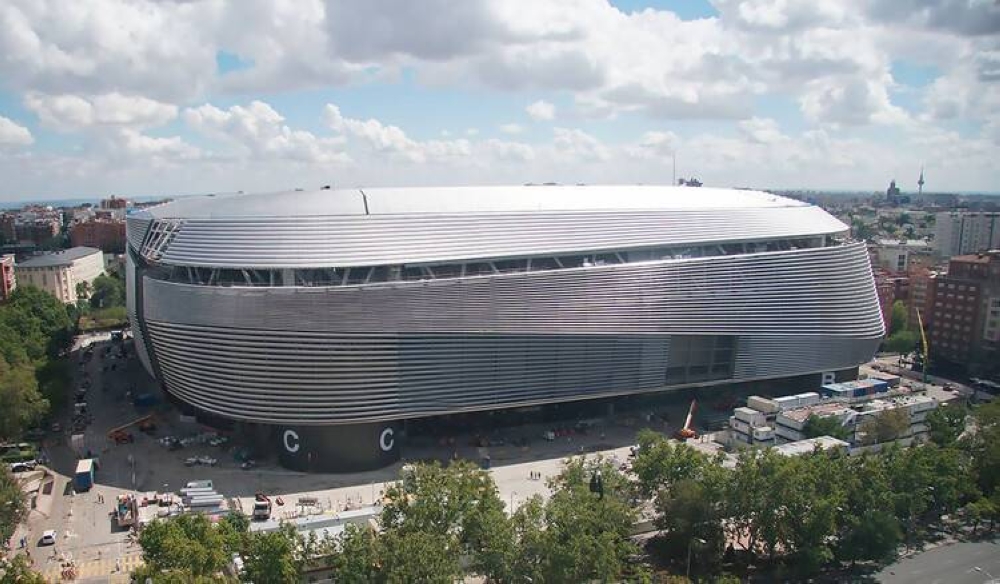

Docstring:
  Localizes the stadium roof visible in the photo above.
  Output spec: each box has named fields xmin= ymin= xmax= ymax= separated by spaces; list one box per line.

xmin=144 ymin=185 xmax=809 ymax=220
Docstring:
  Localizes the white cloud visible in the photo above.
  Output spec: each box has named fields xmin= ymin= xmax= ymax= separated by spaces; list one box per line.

xmin=0 ymin=0 xmax=217 ymax=102
xmin=0 ymin=0 xmax=999 ymax=196
xmin=117 ymin=129 xmax=200 ymax=161
xmin=187 ymin=101 xmax=350 ymax=164
xmin=325 ymin=104 xmax=471 ymax=163
xmin=481 ymin=138 xmax=535 ymax=162
xmin=499 ymin=123 xmax=524 ymax=135
xmin=24 ymin=92 xmax=178 ymax=130
xmin=526 ymin=100 xmax=556 ymax=121
xmin=737 ymin=117 xmax=787 ymax=144
xmin=625 ymin=130 xmax=678 ymax=159
xmin=0 ymin=115 xmax=33 ymax=145
xmin=552 ymin=127 xmax=610 ymax=162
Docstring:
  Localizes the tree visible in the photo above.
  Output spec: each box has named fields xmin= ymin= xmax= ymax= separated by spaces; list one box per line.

xmin=835 ymin=454 xmax=900 ymax=565
xmin=884 ymin=330 xmax=919 ymax=354
xmin=379 ymin=460 xmax=508 ymax=581
xmin=630 ymin=428 xmax=717 ymax=498
xmin=0 ymin=286 xmax=75 ymax=441
xmin=858 ymin=409 xmax=910 ymax=446
xmin=969 ymin=401 xmax=1000 ymax=498
xmin=535 ymin=456 xmax=638 ymax=582
xmin=837 ymin=509 xmax=901 ymax=565
xmin=89 ymin=272 xmax=126 ymax=309
xmin=137 ymin=514 xmax=234 ymax=578
xmin=0 ymin=357 xmax=47 ymax=441
xmin=964 ymin=495 xmax=998 ymax=536
xmin=0 ymin=554 xmax=46 ymax=584
xmin=654 ymin=477 xmax=727 ymax=574
xmin=890 ymin=300 xmax=908 ymax=335
xmin=0 ymin=466 xmax=28 ymax=545
xmin=326 ymin=523 xmax=380 ymax=583
xmin=926 ymin=404 xmax=967 ymax=447
xmin=241 ymin=526 xmax=301 ymax=584
xmin=802 ymin=414 xmax=851 ymax=441
xmin=378 ymin=529 xmax=460 ymax=584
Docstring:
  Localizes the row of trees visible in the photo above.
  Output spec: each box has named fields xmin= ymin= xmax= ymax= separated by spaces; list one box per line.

xmin=129 ymin=458 xmax=642 ymax=583
xmin=632 ymin=400 xmax=1000 ymax=578
xmin=0 ymin=286 xmax=75 ymax=442
xmin=8 ymin=401 xmax=992 ymax=582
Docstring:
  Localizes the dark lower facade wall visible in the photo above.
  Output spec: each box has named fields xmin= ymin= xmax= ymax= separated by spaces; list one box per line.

xmin=161 ymin=366 xmax=857 ymax=473
xmin=275 ymin=421 xmax=402 ymax=473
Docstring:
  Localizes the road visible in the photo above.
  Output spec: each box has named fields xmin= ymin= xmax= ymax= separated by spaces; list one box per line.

xmin=877 ymin=541 xmax=1000 ymax=584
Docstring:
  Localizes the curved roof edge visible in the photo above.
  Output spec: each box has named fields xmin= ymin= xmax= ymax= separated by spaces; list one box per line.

xmin=140 ymin=185 xmax=811 ymax=220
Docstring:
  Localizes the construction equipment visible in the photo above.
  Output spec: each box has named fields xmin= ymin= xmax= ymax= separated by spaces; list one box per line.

xmin=107 ymin=415 xmax=154 ymax=441
xmin=253 ymin=493 xmax=273 ymax=521
xmin=115 ymin=494 xmax=139 ymax=528
xmin=915 ymin=308 xmax=930 ymax=384
xmin=674 ymin=399 xmax=699 ymax=440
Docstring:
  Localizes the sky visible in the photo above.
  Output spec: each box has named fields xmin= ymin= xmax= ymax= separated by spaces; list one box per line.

xmin=0 ymin=0 xmax=998 ymax=203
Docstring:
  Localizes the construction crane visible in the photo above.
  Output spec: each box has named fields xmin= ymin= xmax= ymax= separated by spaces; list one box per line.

xmin=674 ymin=399 xmax=698 ymax=441
xmin=915 ymin=308 xmax=929 ymax=385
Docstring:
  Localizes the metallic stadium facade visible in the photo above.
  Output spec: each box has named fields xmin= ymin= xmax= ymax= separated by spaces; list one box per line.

xmin=126 ymin=185 xmax=884 ymax=471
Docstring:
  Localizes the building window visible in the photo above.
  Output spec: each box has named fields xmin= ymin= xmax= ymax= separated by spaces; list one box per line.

xmin=666 ymin=335 xmax=737 ymax=385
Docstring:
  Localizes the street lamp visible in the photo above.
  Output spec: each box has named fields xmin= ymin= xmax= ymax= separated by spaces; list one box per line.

xmin=686 ymin=537 xmax=707 ymax=579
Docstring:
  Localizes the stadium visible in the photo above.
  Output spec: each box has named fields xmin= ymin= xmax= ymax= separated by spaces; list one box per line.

xmin=126 ymin=185 xmax=884 ymax=472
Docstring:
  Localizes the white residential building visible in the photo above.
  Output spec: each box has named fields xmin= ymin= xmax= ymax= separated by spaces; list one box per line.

xmin=934 ymin=212 xmax=1000 ymax=258
xmin=15 ymin=247 xmax=105 ymax=304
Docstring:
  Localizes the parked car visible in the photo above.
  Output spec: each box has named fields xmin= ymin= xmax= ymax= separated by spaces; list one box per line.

xmin=9 ymin=461 xmax=37 ymax=473
xmin=39 ymin=530 xmax=57 ymax=546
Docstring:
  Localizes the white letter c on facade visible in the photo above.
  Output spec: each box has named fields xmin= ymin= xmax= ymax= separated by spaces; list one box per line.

xmin=379 ymin=428 xmax=395 ymax=452
xmin=283 ymin=429 xmax=300 ymax=453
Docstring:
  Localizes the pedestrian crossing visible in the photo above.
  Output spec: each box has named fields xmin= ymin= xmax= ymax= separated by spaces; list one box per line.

xmin=41 ymin=553 xmax=143 ymax=582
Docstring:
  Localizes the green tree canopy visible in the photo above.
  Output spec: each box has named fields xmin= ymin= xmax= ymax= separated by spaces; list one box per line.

xmin=926 ymin=404 xmax=967 ymax=447
xmin=137 ymin=513 xmax=236 ymax=578
xmin=858 ymin=409 xmax=911 ymax=446
xmin=0 ymin=286 xmax=75 ymax=441
xmin=630 ymin=428 xmax=722 ymax=498
xmin=802 ymin=414 xmax=851 ymax=441
xmin=0 ymin=554 xmax=46 ymax=584
xmin=240 ymin=525 xmax=301 ymax=584
xmin=890 ymin=300 xmax=908 ymax=335
xmin=89 ymin=272 xmax=126 ymax=309
xmin=0 ymin=466 xmax=28 ymax=544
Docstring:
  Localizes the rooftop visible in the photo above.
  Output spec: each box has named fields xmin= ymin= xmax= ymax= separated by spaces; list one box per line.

xmin=779 ymin=402 xmax=850 ymax=424
xmin=17 ymin=247 xmax=102 ymax=268
xmin=875 ymin=238 xmax=930 ymax=248
xmin=774 ymin=436 xmax=850 ymax=457
xmin=951 ymin=251 xmax=1000 ymax=264
xmin=144 ymin=185 xmax=811 ymax=220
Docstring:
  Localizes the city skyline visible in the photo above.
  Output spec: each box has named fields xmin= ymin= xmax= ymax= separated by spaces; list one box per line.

xmin=0 ymin=0 xmax=998 ymax=201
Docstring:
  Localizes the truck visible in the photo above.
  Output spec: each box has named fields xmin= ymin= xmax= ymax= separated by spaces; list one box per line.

xmin=115 ymin=494 xmax=138 ymax=528
xmin=252 ymin=493 xmax=272 ymax=521
xmin=74 ymin=458 xmax=96 ymax=492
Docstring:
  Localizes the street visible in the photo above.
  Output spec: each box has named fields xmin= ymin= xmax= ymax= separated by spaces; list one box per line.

xmin=877 ymin=540 xmax=1000 ymax=584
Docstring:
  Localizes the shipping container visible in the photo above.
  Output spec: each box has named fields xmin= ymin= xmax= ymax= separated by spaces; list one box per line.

xmin=747 ymin=395 xmax=779 ymax=414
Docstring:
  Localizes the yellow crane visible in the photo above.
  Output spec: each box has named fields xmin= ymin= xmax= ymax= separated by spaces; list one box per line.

xmin=915 ymin=308 xmax=929 ymax=384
